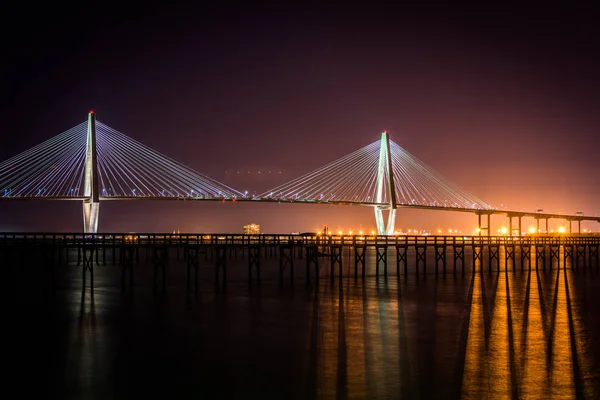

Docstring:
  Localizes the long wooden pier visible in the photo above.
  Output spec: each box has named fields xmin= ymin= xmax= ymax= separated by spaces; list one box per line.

xmin=1 ymin=233 xmax=599 ymax=290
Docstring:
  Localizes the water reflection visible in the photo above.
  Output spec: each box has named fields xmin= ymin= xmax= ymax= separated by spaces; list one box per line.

xmin=18 ymin=254 xmax=600 ymax=399
xmin=306 ymin=269 xmax=598 ymax=399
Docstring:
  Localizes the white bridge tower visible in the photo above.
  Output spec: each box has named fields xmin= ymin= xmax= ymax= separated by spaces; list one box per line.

xmin=374 ymin=131 xmax=397 ymax=235
xmin=83 ymin=111 xmax=99 ymax=233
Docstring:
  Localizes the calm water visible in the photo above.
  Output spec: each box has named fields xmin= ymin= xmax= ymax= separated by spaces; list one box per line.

xmin=6 ymin=246 xmax=600 ymax=399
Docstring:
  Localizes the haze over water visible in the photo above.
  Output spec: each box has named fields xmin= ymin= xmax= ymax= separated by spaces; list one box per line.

xmin=7 ymin=248 xmax=600 ymax=399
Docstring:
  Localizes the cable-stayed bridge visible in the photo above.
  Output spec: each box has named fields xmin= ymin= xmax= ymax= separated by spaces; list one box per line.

xmin=1 ymin=112 xmax=598 ymax=234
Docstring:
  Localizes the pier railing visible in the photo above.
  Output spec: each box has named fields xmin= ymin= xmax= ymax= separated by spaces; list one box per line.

xmin=0 ymin=232 xmax=598 ymax=247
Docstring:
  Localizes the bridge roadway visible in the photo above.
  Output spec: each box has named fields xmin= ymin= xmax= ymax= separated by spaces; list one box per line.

xmin=2 ymin=196 xmax=600 ymax=231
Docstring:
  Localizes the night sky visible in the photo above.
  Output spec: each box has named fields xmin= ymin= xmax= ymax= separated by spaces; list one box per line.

xmin=1 ymin=2 xmax=598 ymax=233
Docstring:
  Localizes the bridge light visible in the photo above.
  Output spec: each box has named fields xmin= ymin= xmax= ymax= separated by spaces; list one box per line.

xmin=349 ymin=230 xmax=353 ymax=235
xmin=558 ymin=226 xmax=566 ymax=233
xmin=338 ymin=230 xmax=342 ymax=235
xmin=500 ymin=227 xmax=508 ymax=235
xmin=528 ymin=227 xmax=536 ymax=234
xmin=359 ymin=231 xmax=363 ymax=235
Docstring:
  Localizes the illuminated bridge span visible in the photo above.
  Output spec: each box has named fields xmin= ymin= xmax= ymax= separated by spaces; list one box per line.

xmin=0 ymin=112 xmax=598 ymax=233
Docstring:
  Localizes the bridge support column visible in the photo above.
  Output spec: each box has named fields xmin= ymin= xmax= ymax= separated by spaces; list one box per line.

xmin=83 ymin=111 xmax=100 ymax=233
xmin=83 ymin=201 xmax=99 ymax=234
xmin=477 ymin=212 xmax=491 ymax=236
xmin=375 ymin=207 xmax=396 ymax=236
xmin=374 ymin=131 xmax=397 ymax=235
xmin=507 ymin=214 xmax=522 ymax=237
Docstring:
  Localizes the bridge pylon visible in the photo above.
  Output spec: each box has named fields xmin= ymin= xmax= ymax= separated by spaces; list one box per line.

xmin=83 ymin=111 xmax=99 ymax=233
xmin=374 ymin=131 xmax=397 ymax=235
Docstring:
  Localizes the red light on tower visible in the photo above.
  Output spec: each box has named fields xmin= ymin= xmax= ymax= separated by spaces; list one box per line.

xmin=90 ymin=110 xmax=95 ymax=114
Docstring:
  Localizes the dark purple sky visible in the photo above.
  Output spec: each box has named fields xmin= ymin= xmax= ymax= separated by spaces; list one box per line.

xmin=1 ymin=2 xmax=599 ymax=233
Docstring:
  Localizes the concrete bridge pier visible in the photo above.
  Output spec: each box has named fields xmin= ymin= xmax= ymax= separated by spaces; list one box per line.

xmin=477 ymin=212 xmax=491 ymax=236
